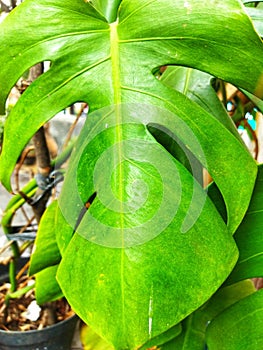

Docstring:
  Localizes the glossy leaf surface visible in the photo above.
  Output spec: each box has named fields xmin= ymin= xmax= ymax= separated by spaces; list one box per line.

xmin=0 ymin=0 xmax=262 ymax=349
xmin=0 ymin=0 xmax=260 ymax=235
xmin=57 ymin=114 xmax=238 ymax=347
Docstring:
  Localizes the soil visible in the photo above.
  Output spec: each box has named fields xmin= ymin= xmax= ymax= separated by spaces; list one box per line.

xmin=0 ymin=275 xmax=74 ymax=331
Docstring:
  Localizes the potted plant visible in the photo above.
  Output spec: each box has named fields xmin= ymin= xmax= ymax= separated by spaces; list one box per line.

xmin=0 ymin=0 xmax=263 ymax=349
xmin=0 ymin=217 xmax=78 ymax=350
xmin=0 ymin=59 xmax=79 ymax=347
xmin=0 ymin=146 xmax=78 ymax=349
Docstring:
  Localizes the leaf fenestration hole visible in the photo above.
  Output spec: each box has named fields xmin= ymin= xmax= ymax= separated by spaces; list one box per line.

xmin=74 ymin=192 xmax=97 ymax=233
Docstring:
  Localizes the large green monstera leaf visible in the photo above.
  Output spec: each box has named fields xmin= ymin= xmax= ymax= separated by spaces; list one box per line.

xmin=0 ymin=0 xmax=263 ymax=349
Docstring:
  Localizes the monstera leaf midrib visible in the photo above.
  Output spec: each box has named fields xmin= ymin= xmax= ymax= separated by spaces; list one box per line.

xmin=100 ymin=21 xmax=127 ymax=333
xmin=109 ymin=20 xmax=124 ymax=236
xmin=110 ymin=21 xmax=122 ymax=104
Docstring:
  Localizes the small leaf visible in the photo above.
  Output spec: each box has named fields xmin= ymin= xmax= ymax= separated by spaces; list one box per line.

xmin=206 ymin=289 xmax=263 ymax=350
xmin=35 ymin=264 xmax=63 ymax=305
xmin=226 ymin=164 xmax=263 ymax=284
xmin=241 ymin=88 xmax=263 ymax=113
xmin=160 ymin=280 xmax=255 ymax=350
xmin=29 ymin=200 xmax=61 ymax=275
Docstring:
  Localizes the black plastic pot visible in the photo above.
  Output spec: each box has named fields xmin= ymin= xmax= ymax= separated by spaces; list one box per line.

xmin=0 ymin=314 xmax=78 ymax=350
xmin=0 ymin=259 xmax=79 ymax=349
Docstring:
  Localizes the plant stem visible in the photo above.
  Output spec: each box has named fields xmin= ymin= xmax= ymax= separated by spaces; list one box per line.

xmin=32 ymin=127 xmax=51 ymax=176
xmin=32 ymin=126 xmax=52 ymax=223
xmin=92 ymin=0 xmax=122 ymax=22
xmin=220 ymin=79 xmax=227 ymax=108
xmin=4 ymin=282 xmax=35 ymax=325
xmin=4 ymin=63 xmax=48 ymax=296
xmin=1 ymin=141 xmax=74 ymax=233
xmin=10 ymin=0 xmax=16 ymax=9
xmin=7 ymin=282 xmax=35 ymax=300
xmin=9 ymin=255 xmax=18 ymax=292
xmin=29 ymin=63 xmax=52 ymax=223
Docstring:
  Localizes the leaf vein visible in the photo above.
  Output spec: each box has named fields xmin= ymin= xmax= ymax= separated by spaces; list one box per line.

xmin=44 ymin=4 xmax=107 ymax=22
xmin=246 ymin=208 xmax=263 ymax=215
xmin=28 ymin=56 xmax=111 ymax=112
xmin=21 ymin=29 xmax=109 ymax=56
xmin=119 ymin=0 xmax=157 ymax=25
xmin=239 ymin=251 xmax=263 ymax=264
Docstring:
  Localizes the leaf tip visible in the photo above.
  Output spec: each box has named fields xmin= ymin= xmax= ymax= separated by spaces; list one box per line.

xmin=0 ymin=161 xmax=13 ymax=193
